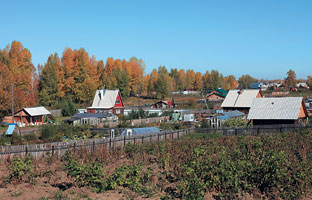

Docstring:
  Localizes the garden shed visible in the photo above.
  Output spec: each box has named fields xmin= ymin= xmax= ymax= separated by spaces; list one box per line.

xmin=14 ymin=107 xmax=51 ymax=127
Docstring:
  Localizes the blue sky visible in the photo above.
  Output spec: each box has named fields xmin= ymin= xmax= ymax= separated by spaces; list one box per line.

xmin=1 ymin=0 xmax=311 ymax=79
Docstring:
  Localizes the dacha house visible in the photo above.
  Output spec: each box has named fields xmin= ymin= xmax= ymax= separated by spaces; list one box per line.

xmin=206 ymin=88 xmax=228 ymax=102
xmin=87 ymin=89 xmax=125 ymax=116
xmin=247 ymin=97 xmax=308 ymax=126
xmin=2 ymin=107 xmax=51 ymax=127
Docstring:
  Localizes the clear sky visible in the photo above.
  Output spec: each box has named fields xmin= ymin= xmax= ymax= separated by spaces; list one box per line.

xmin=1 ymin=0 xmax=311 ymax=79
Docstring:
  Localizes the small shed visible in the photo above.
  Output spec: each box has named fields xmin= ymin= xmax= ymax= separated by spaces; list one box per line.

xmin=151 ymin=100 xmax=174 ymax=109
xmin=14 ymin=107 xmax=51 ymax=127
xmin=121 ymin=127 xmax=160 ymax=137
xmin=248 ymin=97 xmax=308 ymax=125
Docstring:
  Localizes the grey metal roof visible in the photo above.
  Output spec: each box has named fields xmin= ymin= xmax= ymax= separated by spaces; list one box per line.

xmin=248 ymin=97 xmax=304 ymax=120
xmin=224 ymin=110 xmax=245 ymax=118
xmin=24 ymin=107 xmax=51 ymax=116
xmin=88 ymin=89 xmax=120 ymax=109
xmin=221 ymin=89 xmax=261 ymax=108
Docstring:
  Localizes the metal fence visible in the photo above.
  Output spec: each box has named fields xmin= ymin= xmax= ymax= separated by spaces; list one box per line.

xmin=0 ymin=129 xmax=191 ymax=160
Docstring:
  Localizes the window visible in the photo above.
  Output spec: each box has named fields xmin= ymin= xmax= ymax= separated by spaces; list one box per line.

xmin=116 ymin=109 xmax=120 ymax=114
xmin=116 ymin=100 xmax=121 ymax=104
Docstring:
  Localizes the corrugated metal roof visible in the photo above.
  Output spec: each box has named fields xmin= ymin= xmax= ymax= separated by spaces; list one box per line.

xmin=221 ymin=89 xmax=260 ymax=108
xmin=24 ymin=107 xmax=51 ymax=116
xmin=247 ymin=97 xmax=303 ymax=120
xmin=89 ymin=89 xmax=120 ymax=109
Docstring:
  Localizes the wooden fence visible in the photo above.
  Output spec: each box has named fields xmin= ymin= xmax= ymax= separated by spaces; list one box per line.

xmin=195 ymin=124 xmax=312 ymax=136
xmin=0 ymin=129 xmax=191 ymax=160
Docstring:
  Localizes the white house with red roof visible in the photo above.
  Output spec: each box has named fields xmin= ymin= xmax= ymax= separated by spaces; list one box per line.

xmin=87 ymin=89 xmax=125 ymax=116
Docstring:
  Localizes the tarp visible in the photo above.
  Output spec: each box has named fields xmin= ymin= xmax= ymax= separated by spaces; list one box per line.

xmin=6 ymin=123 xmax=17 ymax=135
xmin=121 ymin=127 xmax=160 ymax=136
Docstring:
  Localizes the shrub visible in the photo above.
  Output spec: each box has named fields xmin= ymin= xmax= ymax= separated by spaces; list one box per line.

xmin=7 ymin=157 xmax=33 ymax=183
xmin=224 ymin=117 xmax=247 ymax=128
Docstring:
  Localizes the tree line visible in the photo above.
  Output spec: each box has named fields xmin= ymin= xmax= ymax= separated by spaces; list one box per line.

xmin=0 ymin=41 xmax=310 ymax=117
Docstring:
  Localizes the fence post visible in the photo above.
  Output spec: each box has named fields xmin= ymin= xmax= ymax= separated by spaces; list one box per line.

xmin=124 ymin=136 xmax=126 ymax=147
xmin=142 ymin=136 xmax=144 ymax=144
xmin=134 ymin=137 xmax=136 ymax=145
xmin=74 ymin=142 xmax=76 ymax=153
xmin=109 ymin=138 xmax=112 ymax=150
xmin=177 ymin=130 xmax=180 ymax=140
xmin=25 ymin=146 xmax=28 ymax=156
xmin=92 ymin=141 xmax=95 ymax=153
xmin=158 ymin=133 xmax=160 ymax=143
xmin=52 ymin=145 xmax=54 ymax=156
xmin=171 ymin=130 xmax=173 ymax=140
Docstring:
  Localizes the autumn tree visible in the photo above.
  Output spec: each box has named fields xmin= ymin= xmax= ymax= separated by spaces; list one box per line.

xmin=194 ymin=72 xmax=202 ymax=91
xmin=169 ymin=68 xmax=179 ymax=91
xmin=185 ymin=69 xmax=196 ymax=89
xmin=156 ymin=66 xmax=171 ymax=99
xmin=146 ymin=69 xmax=158 ymax=97
xmin=0 ymin=41 xmax=36 ymax=116
xmin=224 ymin=75 xmax=238 ymax=90
xmin=202 ymin=70 xmax=212 ymax=90
xmin=307 ymin=76 xmax=312 ymax=89
xmin=284 ymin=69 xmax=297 ymax=88
xmin=238 ymin=74 xmax=257 ymax=89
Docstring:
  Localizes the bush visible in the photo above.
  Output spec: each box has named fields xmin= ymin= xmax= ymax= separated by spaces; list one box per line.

xmin=40 ymin=123 xmax=88 ymax=142
xmin=7 ymin=157 xmax=33 ymax=183
xmin=224 ymin=117 xmax=247 ymax=128
xmin=62 ymin=152 xmax=107 ymax=193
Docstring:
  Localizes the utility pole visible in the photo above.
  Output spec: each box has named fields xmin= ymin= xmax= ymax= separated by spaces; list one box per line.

xmin=11 ymin=84 xmax=14 ymax=123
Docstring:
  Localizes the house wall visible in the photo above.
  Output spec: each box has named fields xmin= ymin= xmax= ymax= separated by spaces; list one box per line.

xmin=298 ymin=101 xmax=308 ymax=118
xmin=223 ymin=107 xmax=250 ymax=115
xmin=114 ymin=92 xmax=124 ymax=108
xmin=207 ymin=94 xmax=224 ymax=101
xmin=87 ymin=108 xmax=124 ymax=116
xmin=253 ymin=119 xmax=296 ymax=126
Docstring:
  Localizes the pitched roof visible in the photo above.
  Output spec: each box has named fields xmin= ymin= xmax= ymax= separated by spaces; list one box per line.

xmin=221 ymin=89 xmax=261 ymax=108
xmin=207 ymin=91 xmax=227 ymax=98
xmin=247 ymin=97 xmax=306 ymax=120
xmin=216 ymin=88 xmax=228 ymax=94
xmin=88 ymin=89 xmax=121 ymax=109
xmin=23 ymin=107 xmax=51 ymax=116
